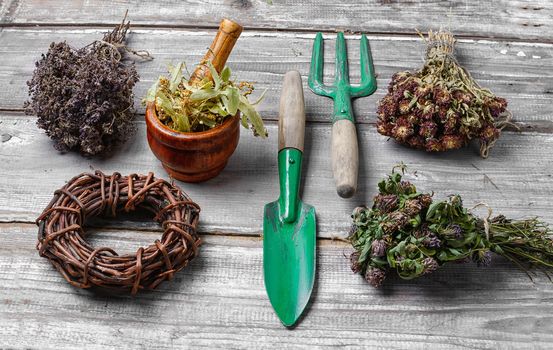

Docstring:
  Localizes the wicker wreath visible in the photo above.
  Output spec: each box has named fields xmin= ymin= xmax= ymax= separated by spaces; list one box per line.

xmin=36 ymin=171 xmax=201 ymax=294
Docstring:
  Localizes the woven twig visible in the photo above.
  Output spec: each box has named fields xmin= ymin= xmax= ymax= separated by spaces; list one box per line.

xmin=36 ymin=171 xmax=201 ymax=295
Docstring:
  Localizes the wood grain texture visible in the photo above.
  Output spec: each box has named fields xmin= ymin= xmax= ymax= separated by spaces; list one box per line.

xmin=278 ymin=70 xmax=305 ymax=151
xmin=1 ymin=28 xmax=552 ymax=127
xmin=1 ymin=223 xmax=552 ymax=349
xmin=0 ymin=0 xmax=552 ymax=42
xmin=331 ymin=119 xmax=359 ymax=198
xmin=1 ymin=113 xmax=552 ymax=237
xmin=189 ymin=18 xmax=243 ymax=84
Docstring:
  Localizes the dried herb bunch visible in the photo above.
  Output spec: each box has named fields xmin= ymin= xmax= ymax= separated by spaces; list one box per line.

xmin=25 ymin=14 xmax=149 ymax=155
xmin=349 ymin=164 xmax=553 ymax=288
xmin=376 ymin=30 xmax=512 ymax=158
xmin=144 ymin=61 xmax=267 ymax=137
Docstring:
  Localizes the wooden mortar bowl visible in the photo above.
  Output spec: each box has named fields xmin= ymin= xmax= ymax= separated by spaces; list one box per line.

xmin=145 ymin=103 xmax=240 ymax=183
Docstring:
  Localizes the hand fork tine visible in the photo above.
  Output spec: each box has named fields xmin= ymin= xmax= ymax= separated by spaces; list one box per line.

xmin=308 ymin=32 xmax=377 ymax=198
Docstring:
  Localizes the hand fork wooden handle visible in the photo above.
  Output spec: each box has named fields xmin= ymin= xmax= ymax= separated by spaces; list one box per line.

xmin=308 ymin=32 xmax=377 ymax=198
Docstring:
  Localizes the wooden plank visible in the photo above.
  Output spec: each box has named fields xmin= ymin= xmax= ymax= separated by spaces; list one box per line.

xmin=1 ymin=0 xmax=552 ymax=42
xmin=1 ymin=113 xmax=553 ymax=237
xmin=1 ymin=223 xmax=552 ymax=349
xmin=1 ymin=28 xmax=552 ymax=126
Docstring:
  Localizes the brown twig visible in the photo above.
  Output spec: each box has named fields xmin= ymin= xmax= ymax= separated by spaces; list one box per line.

xmin=36 ymin=171 xmax=201 ymax=295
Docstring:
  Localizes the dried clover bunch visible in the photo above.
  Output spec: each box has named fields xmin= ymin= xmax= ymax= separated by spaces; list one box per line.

xmin=376 ymin=30 xmax=513 ymax=158
xmin=25 ymin=13 xmax=149 ymax=156
xmin=349 ymin=165 xmax=553 ymax=288
xmin=144 ymin=61 xmax=267 ymax=137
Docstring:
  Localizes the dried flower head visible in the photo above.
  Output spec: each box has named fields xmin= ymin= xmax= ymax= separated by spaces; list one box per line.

xmin=473 ymin=250 xmax=493 ymax=267
xmin=371 ymin=239 xmax=387 ymax=257
xmin=350 ymin=251 xmax=362 ymax=273
xmin=365 ymin=267 xmax=387 ymax=288
xmin=373 ymin=194 xmax=398 ymax=213
xmin=423 ymin=257 xmax=439 ymax=274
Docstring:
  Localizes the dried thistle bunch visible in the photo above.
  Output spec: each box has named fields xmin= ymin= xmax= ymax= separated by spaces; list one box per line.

xmin=25 ymin=14 xmax=148 ymax=156
xmin=376 ymin=30 xmax=512 ymax=158
xmin=144 ymin=61 xmax=267 ymax=137
xmin=349 ymin=165 xmax=553 ymax=288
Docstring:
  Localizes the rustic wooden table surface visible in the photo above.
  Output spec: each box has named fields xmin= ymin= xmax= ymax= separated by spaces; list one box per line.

xmin=1 ymin=1 xmax=552 ymax=349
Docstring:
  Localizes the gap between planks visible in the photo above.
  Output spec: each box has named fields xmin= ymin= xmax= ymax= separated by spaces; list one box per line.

xmin=1 ymin=22 xmax=553 ymax=45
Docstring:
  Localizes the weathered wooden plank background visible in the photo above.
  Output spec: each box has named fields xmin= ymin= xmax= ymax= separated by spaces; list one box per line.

xmin=1 ymin=0 xmax=552 ymax=349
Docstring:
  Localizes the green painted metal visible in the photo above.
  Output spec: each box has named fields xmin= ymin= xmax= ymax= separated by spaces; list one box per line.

xmin=308 ymin=32 xmax=377 ymax=123
xmin=263 ymin=148 xmax=316 ymax=327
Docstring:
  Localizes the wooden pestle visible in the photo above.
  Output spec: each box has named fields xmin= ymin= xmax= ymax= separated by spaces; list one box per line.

xmin=188 ymin=19 xmax=243 ymax=84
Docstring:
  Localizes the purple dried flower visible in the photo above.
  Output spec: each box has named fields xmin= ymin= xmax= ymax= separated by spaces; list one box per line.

xmin=474 ymin=251 xmax=492 ymax=267
xmin=365 ymin=267 xmax=387 ymax=288
xmin=418 ymin=194 xmax=433 ymax=209
xmin=406 ymin=113 xmax=420 ymax=125
xmin=408 ymin=135 xmax=425 ymax=149
xmin=433 ymin=87 xmax=452 ymax=106
xmin=419 ymin=121 xmax=438 ymax=139
xmin=441 ymin=134 xmax=466 ymax=150
xmin=480 ymin=123 xmax=500 ymax=143
xmin=399 ymin=180 xmax=415 ymax=193
xmin=415 ymin=85 xmax=432 ymax=98
xmin=425 ymin=138 xmax=444 ymax=152
xmin=488 ymin=97 xmax=508 ymax=118
xmin=377 ymin=95 xmax=397 ymax=118
xmin=389 ymin=211 xmax=409 ymax=228
xmin=371 ymin=239 xmax=387 ymax=257
xmin=449 ymin=224 xmax=464 ymax=240
xmin=404 ymin=199 xmax=423 ymax=216
xmin=392 ymin=88 xmax=406 ymax=102
xmin=422 ymin=257 xmax=439 ymax=274
xmin=453 ymin=90 xmax=474 ymax=104
xmin=424 ymin=234 xmax=442 ymax=248
xmin=350 ymin=251 xmax=362 ymax=273
xmin=376 ymin=118 xmax=394 ymax=136
xmin=392 ymin=118 xmax=415 ymax=141
xmin=398 ymin=99 xmax=411 ymax=114
xmin=402 ymin=79 xmax=419 ymax=93
xmin=374 ymin=194 xmax=398 ymax=213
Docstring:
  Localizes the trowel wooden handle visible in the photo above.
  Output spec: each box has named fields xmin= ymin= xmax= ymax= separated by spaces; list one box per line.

xmin=189 ymin=18 xmax=243 ymax=84
xmin=331 ymin=119 xmax=358 ymax=198
xmin=278 ymin=71 xmax=305 ymax=152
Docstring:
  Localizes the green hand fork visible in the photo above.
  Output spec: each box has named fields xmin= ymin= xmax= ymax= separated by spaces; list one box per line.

xmin=308 ymin=32 xmax=377 ymax=198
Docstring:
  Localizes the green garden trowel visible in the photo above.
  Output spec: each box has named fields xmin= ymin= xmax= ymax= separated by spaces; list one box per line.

xmin=263 ymin=71 xmax=316 ymax=327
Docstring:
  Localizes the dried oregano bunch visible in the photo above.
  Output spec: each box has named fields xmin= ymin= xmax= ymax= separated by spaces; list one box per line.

xmin=25 ymin=14 xmax=150 ymax=156
xmin=144 ymin=61 xmax=267 ymax=137
xmin=376 ymin=30 xmax=512 ymax=158
xmin=349 ymin=164 xmax=553 ymax=288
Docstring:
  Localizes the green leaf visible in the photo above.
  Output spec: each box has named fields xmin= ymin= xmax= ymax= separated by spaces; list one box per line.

xmin=239 ymin=95 xmax=267 ymax=138
xmin=190 ymin=87 xmax=220 ymax=101
xmin=221 ymin=66 xmax=231 ymax=82
xmin=223 ymin=86 xmax=240 ymax=115
xmin=240 ymin=114 xmax=248 ymax=128
xmin=209 ymin=103 xmax=229 ymax=117
xmin=144 ymin=79 xmax=160 ymax=103
xmin=169 ymin=62 xmax=185 ymax=93
xmin=207 ymin=61 xmax=222 ymax=90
